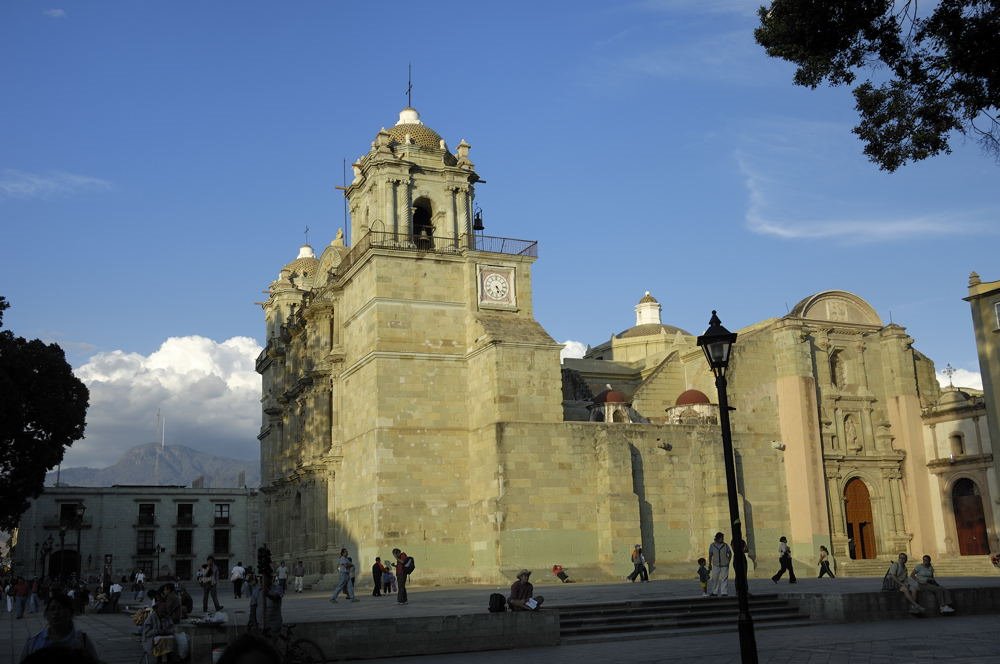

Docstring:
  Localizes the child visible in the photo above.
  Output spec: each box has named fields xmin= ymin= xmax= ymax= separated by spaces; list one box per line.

xmin=697 ymin=558 xmax=710 ymax=597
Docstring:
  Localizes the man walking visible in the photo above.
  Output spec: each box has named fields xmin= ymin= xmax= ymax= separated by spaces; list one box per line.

xmin=771 ymin=536 xmax=797 ymax=584
xmin=202 ymin=555 xmax=224 ymax=613
xmin=230 ymin=560 xmax=246 ymax=599
xmin=328 ymin=549 xmax=358 ymax=603
xmin=293 ymin=560 xmax=305 ymax=593
xmin=707 ymin=532 xmax=732 ymax=597
xmin=276 ymin=561 xmax=289 ymax=593
xmin=392 ymin=548 xmax=415 ymax=605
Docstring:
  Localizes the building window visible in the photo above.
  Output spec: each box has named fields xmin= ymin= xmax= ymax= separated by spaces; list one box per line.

xmin=176 ymin=504 xmax=194 ymax=526
xmin=214 ymin=504 xmax=230 ymax=525
xmin=138 ymin=503 xmax=156 ymax=526
xmin=214 ymin=529 xmax=230 ymax=555
xmin=137 ymin=530 xmax=155 ymax=555
xmin=950 ymin=433 xmax=966 ymax=457
xmin=175 ymin=559 xmax=192 ymax=580
xmin=58 ymin=503 xmax=78 ymax=525
xmin=176 ymin=530 xmax=193 ymax=556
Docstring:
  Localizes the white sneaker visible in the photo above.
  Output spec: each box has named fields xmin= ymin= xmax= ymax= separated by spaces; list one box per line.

xmin=940 ymin=605 xmax=955 ymax=614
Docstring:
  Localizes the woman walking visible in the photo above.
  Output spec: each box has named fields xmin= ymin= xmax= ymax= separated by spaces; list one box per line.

xmin=818 ymin=546 xmax=835 ymax=578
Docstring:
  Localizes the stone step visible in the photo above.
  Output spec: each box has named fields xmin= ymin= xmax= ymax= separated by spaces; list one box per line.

xmin=556 ymin=594 xmax=809 ymax=642
xmin=560 ymin=616 xmax=813 ymax=645
xmin=838 ymin=555 xmax=998 ymax=578
xmin=561 ymin=606 xmax=805 ymax=634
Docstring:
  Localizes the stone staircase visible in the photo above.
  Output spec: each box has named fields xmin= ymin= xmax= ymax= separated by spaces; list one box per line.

xmin=556 ymin=594 xmax=809 ymax=644
xmin=837 ymin=555 xmax=998 ymax=578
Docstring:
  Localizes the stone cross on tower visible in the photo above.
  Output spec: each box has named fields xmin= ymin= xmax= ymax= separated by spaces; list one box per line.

xmin=943 ymin=363 xmax=956 ymax=387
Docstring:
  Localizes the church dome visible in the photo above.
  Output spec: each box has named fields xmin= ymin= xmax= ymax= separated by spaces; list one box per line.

xmin=283 ymin=245 xmax=319 ymax=280
xmin=593 ymin=385 xmax=628 ymax=404
xmin=638 ymin=291 xmax=658 ymax=304
xmin=675 ymin=389 xmax=710 ymax=406
xmin=937 ymin=387 xmax=971 ymax=408
xmin=382 ymin=107 xmax=445 ymax=149
xmin=616 ymin=323 xmax=691 ymax=338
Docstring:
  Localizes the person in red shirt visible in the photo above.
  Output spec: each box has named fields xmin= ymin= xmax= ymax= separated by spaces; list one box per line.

xmin=391 ymin=548 xmax=414 ymax=605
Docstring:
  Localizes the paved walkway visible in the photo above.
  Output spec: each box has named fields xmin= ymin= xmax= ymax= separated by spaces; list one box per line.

xmin=4 ymin=576 xmax=1000 ymax=662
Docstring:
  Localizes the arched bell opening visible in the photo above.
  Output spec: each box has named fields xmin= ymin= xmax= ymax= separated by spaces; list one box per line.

xmin=952 ymin=477 xmax=989 ymax=555
xmin=412 ymin=198 xmax=434 ymax=249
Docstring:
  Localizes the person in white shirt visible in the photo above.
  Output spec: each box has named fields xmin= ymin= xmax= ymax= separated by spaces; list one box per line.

xmin=707 ymin=532 xmax=732 ymax=597
xmin=771 ymin=536 xmax=797 ymax=584
xmin=230 ymin=561 xmax=246 ymax=599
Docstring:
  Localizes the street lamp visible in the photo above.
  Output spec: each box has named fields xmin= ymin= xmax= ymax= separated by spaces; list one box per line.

xmin=155 ymin=545 xmax=166 ymax=581
xmin=697 ymin=310 xmax=757 ymax=664
xmin=57 ymin=524 xmax=68 ymax=582
xmin=74 ymin=503 xmax=86 ymax=579
xmin=41 ymin=536 xmax=53 ymax=579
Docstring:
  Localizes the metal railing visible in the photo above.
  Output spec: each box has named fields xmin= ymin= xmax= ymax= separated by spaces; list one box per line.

xmin=337 ymin=231 xmax=537 ymax=275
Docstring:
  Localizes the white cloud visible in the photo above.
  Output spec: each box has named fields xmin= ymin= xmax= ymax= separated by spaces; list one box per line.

xmin=68 ymin=336 xmax=262 ymax=468
xmin=0 ymin=169 xmax=111 ymax=199
xmin=736 ymin=121 xmax=998 ymax=243
xmin=936 ymin=368 xmax=983 ymax=391
xmin=561 ymin=340 xmax=588 ymax=362
xmin=43 ymin=9 xmax=67 ymax=19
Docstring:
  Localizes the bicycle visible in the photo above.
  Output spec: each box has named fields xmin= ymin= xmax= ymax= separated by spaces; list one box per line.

xmin=265 ymin=623 xmax=327 ymax=663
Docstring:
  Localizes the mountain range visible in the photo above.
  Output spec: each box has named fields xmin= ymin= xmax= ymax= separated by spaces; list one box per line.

xmin=46 ymin=443 xmax=260 ymax=488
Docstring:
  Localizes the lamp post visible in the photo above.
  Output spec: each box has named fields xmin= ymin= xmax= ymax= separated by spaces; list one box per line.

xmin=697 ymin=310 xmax=757 ymax=664
xmin=74 ymin=503 xmax=87 ymax=579
xmin=57 ymin=524 xmax=68 ymax=582
xmin=41 ymin=535 xmax=53 ymax=579
xmin=155 ymin=545 xmax=166 ymax=581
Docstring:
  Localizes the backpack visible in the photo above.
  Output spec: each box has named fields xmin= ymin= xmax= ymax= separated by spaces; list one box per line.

xmin=488 ymin=593 xmax=507 ymax=612
xmin=404 ymin=556 xmax=415 ymax=574
xmin=881 ymin=565 xmax=898 ymax=592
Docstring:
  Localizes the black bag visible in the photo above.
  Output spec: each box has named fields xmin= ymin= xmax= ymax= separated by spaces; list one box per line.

xmin=881 ymin=566 xmax=897 ymax=592
xmin=405 ymin=556 xmax=415 ymax=574
xmin=488 ymin=593 xmax=507 ymax=613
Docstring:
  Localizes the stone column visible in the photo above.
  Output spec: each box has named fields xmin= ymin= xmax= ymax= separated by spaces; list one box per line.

xmin=397 ymin=178 xmax=412 ymax=240
xmin=386 ymin=179 xmax=397 ymax=236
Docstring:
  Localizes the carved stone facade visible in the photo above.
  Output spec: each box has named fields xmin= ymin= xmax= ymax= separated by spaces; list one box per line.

xmin=258 ymin=108 xmax=997 ymax=584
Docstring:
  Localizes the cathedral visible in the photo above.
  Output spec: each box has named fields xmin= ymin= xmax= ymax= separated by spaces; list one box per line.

xmin=256 ymin=107 xmax=998 ymax=584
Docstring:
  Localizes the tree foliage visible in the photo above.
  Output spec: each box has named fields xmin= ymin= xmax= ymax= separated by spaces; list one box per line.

xmin=0 ymin=296 xmax=89 ymax=531
xmin=755 ymin=0 xmax=1000 ymax=171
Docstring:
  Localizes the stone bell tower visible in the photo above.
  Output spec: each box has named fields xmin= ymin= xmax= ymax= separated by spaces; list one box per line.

xmin=346 ymin=106 xmax=477 ymax=246
xmin=260 ymin=106 xmax=565 ymax=583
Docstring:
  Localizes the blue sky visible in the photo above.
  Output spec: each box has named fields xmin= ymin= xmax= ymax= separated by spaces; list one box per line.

xmin=2 ymin=1 xmax=997 ymax=468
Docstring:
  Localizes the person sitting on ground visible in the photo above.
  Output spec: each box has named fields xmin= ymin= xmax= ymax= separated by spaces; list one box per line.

xmin=887 ymin=552 xmax=925 ymax=613
xmin=551 ymin=564 xmax=573 ymax=583
xmin=508 ymin=569 xmax=544 ymax=611
xmin=20 ymin=593 xmax=100 ymax=663
xmin=159 ymin=583 xmax=183 ymax=623
xmin=911 ymin=555 xmax=955 ymax=614
xmin=144 ymin=596 xmax=178 ymax=663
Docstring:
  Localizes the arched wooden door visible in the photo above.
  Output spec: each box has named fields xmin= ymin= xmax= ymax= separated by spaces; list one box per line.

xmin=953 ymin=478 xmax=989 ymax=555
xmin=844 ymin=478 xmax=877 ymax=559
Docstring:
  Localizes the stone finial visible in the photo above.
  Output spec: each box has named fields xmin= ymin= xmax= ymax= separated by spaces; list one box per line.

xmin=969 ymin=271 xmax=981 ymax=286
xmin=351 ymin=161 xmax=362 ymax=184
xmin=333 ymin=228 xmax=345 ymax=247
xmin=457 ymin=139 xmax=471 ymax=160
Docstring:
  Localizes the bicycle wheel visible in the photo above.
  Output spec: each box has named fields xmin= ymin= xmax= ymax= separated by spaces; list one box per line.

xmin=287 ymin=637 xmax=326 ymax=663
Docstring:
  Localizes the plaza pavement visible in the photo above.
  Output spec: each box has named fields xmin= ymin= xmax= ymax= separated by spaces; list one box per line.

xmin=5 ymin=575 xmax=1000 ymax=663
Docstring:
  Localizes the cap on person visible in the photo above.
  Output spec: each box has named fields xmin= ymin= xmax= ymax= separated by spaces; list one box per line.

xmin=517 ymin=569 xmax=531 ymax=579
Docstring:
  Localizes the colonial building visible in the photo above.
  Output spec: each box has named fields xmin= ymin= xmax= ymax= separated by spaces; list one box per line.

xmin=11 ymin=486 xmax=260 ymax=582
xmin=257 ymin=106 xmax=997 ymax=583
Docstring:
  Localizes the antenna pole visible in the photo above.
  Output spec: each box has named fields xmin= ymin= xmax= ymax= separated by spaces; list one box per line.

xmin=342 ymin=159 xmax=348 ymax=240
xmin=406 ymin=63 xmax=413 ymax=107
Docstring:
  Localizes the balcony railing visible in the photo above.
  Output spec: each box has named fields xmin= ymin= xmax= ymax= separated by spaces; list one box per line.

xmin=213 ymin=517 xmax=231 ymax=526
xmin=136 ymin=514 xmax=157 ymax=526
xmin=337 ymin=231 xmax=538 ymax=275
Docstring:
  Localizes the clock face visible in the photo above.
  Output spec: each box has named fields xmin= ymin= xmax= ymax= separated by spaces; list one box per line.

xmin=483 ymin=273 xmax=509 ymax=300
